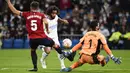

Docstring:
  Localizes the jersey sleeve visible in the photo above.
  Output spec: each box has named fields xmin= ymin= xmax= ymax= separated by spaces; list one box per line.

xmin=55 ymin=15 xmax=59 ymax=21
xmin=100 ymin=33 xmax=113 ymax=55
xmin=100 ymin=34 xmax=107 ymax=44
xmin=42 ymin=13 xmax=46 ymax=19
xmin=21 ymin=12 xmax=28 ymax=18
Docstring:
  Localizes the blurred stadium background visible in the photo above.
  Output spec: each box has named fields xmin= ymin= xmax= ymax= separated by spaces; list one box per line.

xmin=0 ymin=1 xmax=130 ymax=73
xmin=0 ymin=0 xmax=130 ymax=49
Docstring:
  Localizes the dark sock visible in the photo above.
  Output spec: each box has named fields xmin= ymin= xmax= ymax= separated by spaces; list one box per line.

xmin=54 ymin=46 xmax=63 ymax=54
xmin=31 ymin=50 xmax=37 ymax=69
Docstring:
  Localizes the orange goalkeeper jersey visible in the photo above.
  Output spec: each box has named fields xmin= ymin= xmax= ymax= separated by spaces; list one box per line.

xmin=79 ymin=31 xmax=112 ymax=55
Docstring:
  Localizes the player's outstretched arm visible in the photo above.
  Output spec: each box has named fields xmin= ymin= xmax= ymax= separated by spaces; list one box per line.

xmin=6 ymin=0 xmax=21 ymax=15
xmin=58 ymin=17 xmax=69 ymax=24
xmin=103 ymin=44 xmax=122 ymax=64
xmin=70 ymin=42 xmax=82 ymax=52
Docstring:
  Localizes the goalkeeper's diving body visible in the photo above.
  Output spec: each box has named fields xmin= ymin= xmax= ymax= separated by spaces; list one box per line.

xmin=61 ymin=21 xmax=122 ymax=72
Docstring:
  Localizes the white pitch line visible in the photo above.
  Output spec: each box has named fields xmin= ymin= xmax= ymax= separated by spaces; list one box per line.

xmin=86 ymin=69 xmax=130 ymax=71
xmin=1 ymin=67 xmax=130 ymax=71
xmin=47 ymin=68 xmax=130 ymax=71
xmin=0 ymin=68 xmax=9 ymax=70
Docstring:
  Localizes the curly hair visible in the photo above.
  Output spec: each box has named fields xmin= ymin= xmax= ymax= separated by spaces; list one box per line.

xmin=46 ymin=6 xmax=60 ymax=15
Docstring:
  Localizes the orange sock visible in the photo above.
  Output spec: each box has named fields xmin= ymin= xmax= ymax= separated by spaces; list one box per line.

xmin=70 ymin=61 xmax=82 ymax=69
xmin=72 ymin=43 xmax=82 ymax=52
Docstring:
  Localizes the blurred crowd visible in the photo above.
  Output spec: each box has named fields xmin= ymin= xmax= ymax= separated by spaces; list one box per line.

xmin=0 ymin=0 xmax=130 ymax=49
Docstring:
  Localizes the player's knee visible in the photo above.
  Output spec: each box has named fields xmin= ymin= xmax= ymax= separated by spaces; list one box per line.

xmin=46 ymin=50 xmax=51 ymax=54
xmin=97 ymin=55 xmax=105 ymax=62
xmin=78 ymin=60 xmax=84 ymax=66
xmin=53 ymin=44 xmax=60 ymax=49
xmin=44 ymin=47 xmax=51 ymax=54
xmin=97 ymin=55 xmax=106 ymax=66
xmin=31 ymin=49 xmax=36 ymax=51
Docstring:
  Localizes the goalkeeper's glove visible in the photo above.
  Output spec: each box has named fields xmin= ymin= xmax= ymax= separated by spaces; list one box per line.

xmin=111 ymin=55 xmax=122 ymax=64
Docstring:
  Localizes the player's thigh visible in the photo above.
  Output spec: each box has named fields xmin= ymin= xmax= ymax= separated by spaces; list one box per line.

xmin=38 ymin=45 xmax=51 ymax=53
xmin=52 ymin=38 xmax=60 ymax=46
xmin=29 ymin=38 xmax=54 ymax=49
xmin=29 ymin=39 xmax=39 ymax=49
xmin=40 ymin=38 xmax=55 ymax=47
xmin=44 ymin=47 xmax=52 ymax=54
xmin=80 ymin=54 xmax=105 ymax=64
xmin=79 ymin=54 xmax=94 ymax=64
xmin=97 ymin=55 xmax=105 ymax=62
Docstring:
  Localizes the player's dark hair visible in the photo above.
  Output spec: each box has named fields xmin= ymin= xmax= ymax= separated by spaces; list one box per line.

xmin=46 ymin=6 xmax=60 ymax=15
xmin=30 ymin=1 xmax=39 ymax=10
xmin=89 ymin=21 xmax=98 ymax=31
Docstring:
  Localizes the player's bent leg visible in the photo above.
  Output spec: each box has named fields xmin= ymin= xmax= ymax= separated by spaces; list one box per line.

xmin=40 ymin=47 xmax=51 ymax=69
xmin=71 ymin=60 xmax=83 ymax=69
xmin=61 ymin=55 xmax=85 ymax=72
xmin=52 ymin=44 xmax=68 ymax=60
xmin=53 ymin=44 xmax=64 ymax=54
xmin=60 ymin=61 xmax=84 ymax=72
xmin=40 ymin=52 xmax=47 ymax=69
xmin=41 ymin=60 xmax=46 ymax=69
xmin=63 ymin=51 xmax=76 ymax=61
xmin=97 ymin=55 xmax=109 ymax=66
xmin=81 ymin=54 xmax=95 ymax=64
xmin=29 ymin=49 xmax=38 ymax=71
xmin=99 ymin=56 xmax=110 ymax=67
xmin=44 ymin=38 xmax=65 ymax=59
xmin=44 ymin=47 xmax=51 ymax=54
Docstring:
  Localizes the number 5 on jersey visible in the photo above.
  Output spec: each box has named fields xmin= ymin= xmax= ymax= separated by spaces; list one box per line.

xmin=31 ymin=20 xmax=37 ymax=31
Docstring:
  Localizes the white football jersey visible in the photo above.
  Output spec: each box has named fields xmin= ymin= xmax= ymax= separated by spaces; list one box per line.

xmin=44 ymin=15 xmax=60 ymax=46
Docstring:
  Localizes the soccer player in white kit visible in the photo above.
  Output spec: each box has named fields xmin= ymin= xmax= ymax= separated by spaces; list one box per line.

xmin=40 ymin=6 xmax=69 ymax=69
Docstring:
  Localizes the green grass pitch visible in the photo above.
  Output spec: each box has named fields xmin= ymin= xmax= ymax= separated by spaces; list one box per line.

xmin=0 ymin=49 xmax=130 ymax=73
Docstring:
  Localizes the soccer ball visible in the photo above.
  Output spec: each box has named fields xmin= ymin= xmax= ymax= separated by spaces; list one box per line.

xmin=62 ymin=38 xmax=72 ymax=48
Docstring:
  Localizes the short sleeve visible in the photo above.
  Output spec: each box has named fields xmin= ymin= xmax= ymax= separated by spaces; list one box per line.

xmin=100 ymin=34 xmax=107 ymax=44
xmin=42 ymin=13 xmax=46 ymax=19
xmin=55 ymin=15 xmax=59 ymax=21
xmin=21 ymin=12 xmax=28 ymax=18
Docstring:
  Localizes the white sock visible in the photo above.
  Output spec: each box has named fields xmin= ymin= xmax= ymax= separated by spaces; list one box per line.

xmin=41 ymin=52 xmax=48 ymax=62
xmin=57 ymin=53 xmax=66 ymax=69
xmin=40 ymin=51 xmax=48 ymax=69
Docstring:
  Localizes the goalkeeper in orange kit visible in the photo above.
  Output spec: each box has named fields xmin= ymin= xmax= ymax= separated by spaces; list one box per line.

xmin=61 ymin=21 xmax=122 ymax=72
